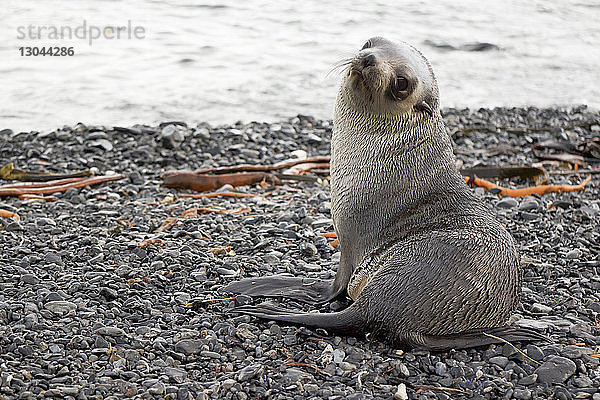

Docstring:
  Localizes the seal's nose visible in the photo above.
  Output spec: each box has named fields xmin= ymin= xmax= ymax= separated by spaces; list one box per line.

xmin=362 ymin=53 xmax=376 ymax=68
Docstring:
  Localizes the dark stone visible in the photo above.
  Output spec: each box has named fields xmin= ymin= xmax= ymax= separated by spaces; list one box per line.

xmin=489 ymin=356 xmax=509 ymax=368
xmin=525 ymin=344 xmax=544 ymax=361
xmin=497 ymin=198 xmax=518 ymax=208
xmin=99 ymin=287 xmax=118 ymax=301
xmin=237 ymin=364 xmax=263 ymax=382
xmin=535 ymin=356 xmax=576 ymax=384
xmin=174 ymin=340 xmax=202 ymax=356
xmin=44 ymin=251 xmax=63 ymax=266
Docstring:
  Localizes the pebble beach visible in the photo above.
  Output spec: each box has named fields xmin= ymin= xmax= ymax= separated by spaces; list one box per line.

xmin=0 ymin=106 xmax=599 ymax=399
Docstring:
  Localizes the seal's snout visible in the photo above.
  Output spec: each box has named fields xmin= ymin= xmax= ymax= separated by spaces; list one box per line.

xmin=349 ymin=51 xmax=379 ymax=77
xmin=349 ymin=51 xmax=386 ymax=92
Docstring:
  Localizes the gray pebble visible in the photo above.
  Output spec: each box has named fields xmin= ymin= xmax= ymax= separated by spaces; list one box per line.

xmin=530 ymin=302 xmax=552 ymax=314
xmin=280 ymin=124 xmax=295 ymax=135
xmin=535 ymin=356 xmax=576 ymax=384
xmin=572 ymin=375 xmax=593 ymax=387
xmin=333 ymin=349 xmax=345 ymax=364
xmin=99 ymin=287 xmax=118 ymax=301
xmin=394 ymin=383 xmax=408 ymax=400
xmin=560 ymin=345 xmax=593 ymax=359
xmin=217 ymin=267 xmax=237 ymax=276
xmin=45 ymin=301 xmax=76 ymax=314
xmin=300 ymin=242 xmax=318 ymax=258
xmin=96 ymin=326 xmax=126 ymax=337
xmin=129 ymin=171 xmax=144 ymax=185
xmin=148 ymin=381 xmax=165 ymax=395
xmin=525 ymin=344 xmax=544 ymax=361
xmin=512 ymin=388 xmax=532 ymax=400
xmin=397 ymin=362 xmax=410 ymax=377
xmin=88 ymin=138 xmax=113 ymax=152
xmin=222 ymin=378 xmax=236 ymax=390
xmin=565 ymin=249 xmax=583 ymax=259
xmin=20 ymin=274 xmax=40 ymax=284
xmin=5 ymin=221 xmax=23 ymax=231
xmin=200 ymin=350 xmax=221 ymax=359
xmin=281 ymin=367 xmax=312 ymax=385
xmin=95 ymin=335 xmax=109 ymax=348
xmin=161 ymin=125 xmax=187 ymax=149
xmin=489 ymin=356 xmax=509 ymax=368
xmin=44 ymin=251 xmax=63 ymax=265
xmin=339 ymin=361 xmax=357 ymax=371
xmin=36 ymin=217 xmax=56 ymax=227
xmin=435 ymin=361 xmax=447 ymax=375
xmin=312 ymin=218 xmax=333 ymax=228
xmin=283 ymin=335 xmax=297 ymax=345
xmin=175 ymin=339 xmax=202 ymax=355
xmin=236 ymin=327 xmax=258 ymax=341
xmin=519 ymin=199 xmax=539 ymax=211
xmin=518 ymin=374 xmax=538 ymax=386
xmin=237 ymin=363 xmax=263 ymax=382
xmin=165 ymin=367 xmax=187 ymax=384
xmin=497 ymin=198 xmax=518 ymax=208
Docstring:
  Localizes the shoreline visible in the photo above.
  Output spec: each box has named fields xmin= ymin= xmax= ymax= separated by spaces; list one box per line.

xmin=1 ymin=106 xmax=599 ymax=399
xmin=2 ymin=104 xmax=598 ymax=137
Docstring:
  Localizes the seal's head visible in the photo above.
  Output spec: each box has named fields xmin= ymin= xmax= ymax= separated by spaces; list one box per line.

xmin=343 ymin=37 xmax=439 ymax=117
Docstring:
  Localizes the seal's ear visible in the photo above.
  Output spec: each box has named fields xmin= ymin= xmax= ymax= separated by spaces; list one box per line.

xmin=414 ymin=100 xmax=433 ymax=117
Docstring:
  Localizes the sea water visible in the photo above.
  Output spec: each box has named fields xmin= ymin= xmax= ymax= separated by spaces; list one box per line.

xmin=2 ymin=0 xmax=599 ymax=132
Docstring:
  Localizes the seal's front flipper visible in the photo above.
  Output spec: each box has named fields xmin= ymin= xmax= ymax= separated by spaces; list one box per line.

xmin=222 ymin=274 xmax=334 ymax=304
xmin=232 ymin=302 xmax=363 ymax=335
xmin=420 ymin=326 xmax=551 ymax=352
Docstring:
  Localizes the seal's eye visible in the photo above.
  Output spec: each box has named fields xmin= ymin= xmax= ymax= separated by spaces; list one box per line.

xmin=396 ymin=76 xmax=408 ymax=91
xmin=389 ymin=76 xmax=411 ymax=101
xmin=361 ymin=40 xmax=372 ymax=50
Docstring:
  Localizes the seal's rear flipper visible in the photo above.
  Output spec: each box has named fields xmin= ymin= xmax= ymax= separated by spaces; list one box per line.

xmin=232 ymin=303 xmax=549 ymax=351
xmin=420 ymin=326 xmax=551 ymax=352
xmin=232 ymin=302 xmax=363 ymax=335
xmin=222 ymin=275 xmax=334 ymax=304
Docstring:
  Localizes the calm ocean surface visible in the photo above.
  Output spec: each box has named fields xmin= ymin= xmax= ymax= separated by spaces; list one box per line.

xmin=2 ymin=0 xmax=599 ymax=132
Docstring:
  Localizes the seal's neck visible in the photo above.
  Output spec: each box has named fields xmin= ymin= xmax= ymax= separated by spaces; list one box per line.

xmin=333 ymin=86 xmax=447 ymax=153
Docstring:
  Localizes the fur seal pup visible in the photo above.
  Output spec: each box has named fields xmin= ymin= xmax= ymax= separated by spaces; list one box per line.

xmin=224 ymin=37 xmax=543 ymax=350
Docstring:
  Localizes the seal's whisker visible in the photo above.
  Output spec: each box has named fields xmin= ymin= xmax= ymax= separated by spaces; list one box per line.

xmin=326 ymin=57 xmax=354 ymax=78
xmin=333 ymin=56 xmax=353 ymax=66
